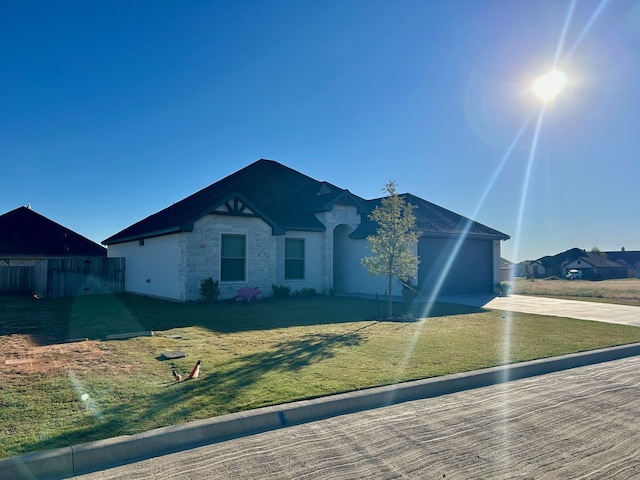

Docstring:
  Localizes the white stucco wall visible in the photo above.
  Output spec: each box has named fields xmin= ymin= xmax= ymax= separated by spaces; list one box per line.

xmin=337 ymin=237 xmax=394 ymax=296
xmin=107 ymin=234 xmax=183 ymax=300
xmin=314 ymin=205 xmax=361 ymax=293
xmin=493 ymin=240 xmax=502 ymax=286
xmin=275 ymin=231 xmax=323 ymax=293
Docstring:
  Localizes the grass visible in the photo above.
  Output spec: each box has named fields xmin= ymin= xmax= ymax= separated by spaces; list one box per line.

xmin=2 ymin=292 xmax=640 ymax=459
xmin=513 ymin=278 xmax=640 ymax=306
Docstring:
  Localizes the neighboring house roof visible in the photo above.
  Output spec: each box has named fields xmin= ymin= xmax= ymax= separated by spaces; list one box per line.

xmin=0 ymin=207 xmax=106 ymax=257
xmin=550 ymin=247 xmax=587 ymax=266
xmin=567 ymin=251 xmax=626 ymax=269
xmin=605 ymin=250 xmax=640 ymax=268
xmin=500 ymin=257 xmax=514 ymax=268
xmin=104 ymin=159 xmax=509 ymax=245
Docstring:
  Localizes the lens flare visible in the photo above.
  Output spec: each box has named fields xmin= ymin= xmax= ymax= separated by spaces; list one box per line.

xmin=69 ymin=371 xmax=104 ymax=422
xmin=533 ymin=70 xmax=567 ymax=103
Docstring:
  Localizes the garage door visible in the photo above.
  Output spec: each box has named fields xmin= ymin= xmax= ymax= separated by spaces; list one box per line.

xmin=418 ymin=238 xmax=494 ymax=295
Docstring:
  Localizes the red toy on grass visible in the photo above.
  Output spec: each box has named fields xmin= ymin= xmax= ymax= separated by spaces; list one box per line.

xmin=188 ymin=360 xmax=202 ymax=379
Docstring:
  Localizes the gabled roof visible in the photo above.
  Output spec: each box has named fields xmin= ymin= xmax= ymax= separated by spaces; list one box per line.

xmin=605 ymin=250 xmax=640 ymax=268
xmin=0 ymin=207 xmax=106 ymax=257
xmin=104 ymin=160 xmax=367 ymax=245
xmin=567 ymin=251 xmax=626 ymax=269
xmin=549 ymin=247 xmax=587 ymax=266
xmin=501 ymin=257 xmax=514 ymax=268
xmin=350 ymin=193 xmax=510 ymax=240
xmin=103 ymin=159 xmax=509 ymax=245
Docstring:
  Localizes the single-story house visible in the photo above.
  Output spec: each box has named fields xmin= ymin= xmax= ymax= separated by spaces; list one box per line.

xmin=0 ymin=206 xmax=106 ymax=266
xmin=564 ymin=252 xmax=629 ymax=280
xmin=518 ymin=248 xmax=635 ymax=280
xmin=605 ymin=249 xmax=640 ymax=278
xmin=500 ymin=257 xmax=514 ymax=282
xmin=516 ymin=259 xmax=548 ymax=278
xmin=103 ymin=159 xmax=510 ymax=302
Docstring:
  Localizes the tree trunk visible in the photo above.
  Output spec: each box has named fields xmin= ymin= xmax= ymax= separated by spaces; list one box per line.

xmin=387 ymin=275 xmax=393 ymax=319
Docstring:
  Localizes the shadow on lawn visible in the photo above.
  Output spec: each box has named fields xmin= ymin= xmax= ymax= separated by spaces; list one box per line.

xmin=0 ymin=293 xmax=484 ymax=346
xmin=27 ymin=331 xmax=366 ymax=456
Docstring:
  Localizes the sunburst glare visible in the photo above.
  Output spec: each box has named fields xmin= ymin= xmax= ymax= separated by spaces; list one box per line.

xmin=533 ymin=70 xmax=567 ymax=103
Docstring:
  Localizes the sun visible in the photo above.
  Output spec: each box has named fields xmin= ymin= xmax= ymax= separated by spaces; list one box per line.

xmin=533 ymin=70 xmax=567 ymax=103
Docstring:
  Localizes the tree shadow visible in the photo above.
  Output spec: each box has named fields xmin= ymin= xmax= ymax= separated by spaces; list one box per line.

xmin=0 ymin=293 xmax=484 ymax=346
xmin=0 ymin=294 xmax=75 ymax=344
xmin=27 ymin=331 xmax=366 ymax=456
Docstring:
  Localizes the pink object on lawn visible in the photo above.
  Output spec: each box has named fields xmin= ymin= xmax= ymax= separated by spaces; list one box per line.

xmin=236 ymin=287 xmax=261 ymax=302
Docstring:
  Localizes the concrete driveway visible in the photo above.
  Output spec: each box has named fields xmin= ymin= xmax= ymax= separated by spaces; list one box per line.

xmin=438 ymin=294 xmax=640 ymax=327
xmin=76 ymin=355 xmax=640 ymax=479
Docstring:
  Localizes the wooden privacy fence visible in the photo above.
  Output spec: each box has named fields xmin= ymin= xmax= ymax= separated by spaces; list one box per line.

xmin=0 ymin=257 xmax=124 ymax=298
xmin=0 ymin=266 xmax=33 ymax=294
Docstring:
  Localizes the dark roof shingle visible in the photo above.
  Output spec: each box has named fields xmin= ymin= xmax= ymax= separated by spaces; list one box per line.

xmin=350 ymin=193 xmax=509 ymax=240
xmin=104 ymin=159 xmax=509 ymax=244
xmin=0 ymin=207 xmax=106 ymax=257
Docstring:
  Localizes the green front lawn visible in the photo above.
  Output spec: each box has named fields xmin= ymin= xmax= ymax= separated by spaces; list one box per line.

xmin=1 ymin=293 xmax=639 ymax=458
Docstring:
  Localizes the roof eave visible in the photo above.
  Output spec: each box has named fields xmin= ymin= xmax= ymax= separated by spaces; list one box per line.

xmin=281 ymin=224 xmax=326 ymax=234
xmin=103 ymin=226 xmax=186 ymax=245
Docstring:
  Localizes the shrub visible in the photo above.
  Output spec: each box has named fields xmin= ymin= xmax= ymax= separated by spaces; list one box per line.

xmin=293 ymin=287 xmax=317 ymax=298
xmin=200 ymin=278 xmax=220 ymax=302
xmin=496 ymin=281 xmax=511 ymax=296
xmin=271 ymin=284 xmax=291 ymax=299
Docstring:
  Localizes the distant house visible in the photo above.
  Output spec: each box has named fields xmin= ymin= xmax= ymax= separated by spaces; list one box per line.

xmin=530 ymin=260 xmax=548 ymax=278
xmin=0 ymin=206 xmax=106 ymax=265
xmin=564 ymin=252 xmax=628 ymax=280
xmin=500 ymin=257 xmax=514 ymax=281
xmin=103 ymin=159 xmax=510 ymax=302
xmin=517 ymin=247 xmax=635 ymax=280
xmin=0 ymin=206 xmax=117 ymax=297
xmin=605 ymin=249 xmax=640 ymax=278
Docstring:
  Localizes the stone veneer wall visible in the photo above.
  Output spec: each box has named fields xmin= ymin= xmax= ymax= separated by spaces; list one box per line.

xmin=183 ymin=215 xmax=277 ymax=301
xmin=314 ymin=205 xmax=361 ymax=293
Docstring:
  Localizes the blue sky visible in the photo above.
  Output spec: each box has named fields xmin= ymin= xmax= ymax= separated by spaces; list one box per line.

xmin=2 ymin=0 xmax=638 ymax=263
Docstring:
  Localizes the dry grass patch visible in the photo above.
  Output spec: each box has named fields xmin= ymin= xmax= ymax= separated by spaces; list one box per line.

xmin=513 ymin=278 xmax=640 ymax=306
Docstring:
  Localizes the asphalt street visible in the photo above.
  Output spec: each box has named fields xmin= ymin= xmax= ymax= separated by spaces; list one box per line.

xmin=77 ymin=355 xmax=640 ymax=479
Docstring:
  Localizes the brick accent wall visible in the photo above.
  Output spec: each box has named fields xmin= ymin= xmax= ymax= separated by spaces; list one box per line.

xmin=184 ymin=215 xmax=276 ymax=301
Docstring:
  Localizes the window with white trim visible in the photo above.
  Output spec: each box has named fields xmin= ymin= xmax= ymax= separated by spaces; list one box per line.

xmin=221 ymin=234 xmax=246 ymax=282
xmin=285 ymin=238 xmax=305 ymax=280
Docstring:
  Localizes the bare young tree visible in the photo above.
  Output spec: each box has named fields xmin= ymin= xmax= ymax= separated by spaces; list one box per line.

xmin=361 ymin=181 xmax=421 ymax=319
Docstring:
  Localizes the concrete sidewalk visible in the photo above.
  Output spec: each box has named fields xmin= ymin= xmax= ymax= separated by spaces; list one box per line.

xmin=438 ymin=293 xmax=640 ymax=326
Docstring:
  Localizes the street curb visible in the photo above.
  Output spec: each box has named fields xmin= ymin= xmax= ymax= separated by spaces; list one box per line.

xmin=3 ymin=342 xmax=640 ymax=480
